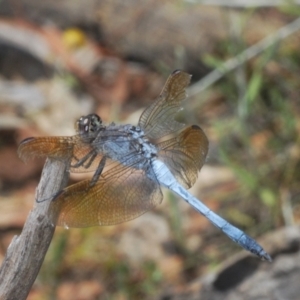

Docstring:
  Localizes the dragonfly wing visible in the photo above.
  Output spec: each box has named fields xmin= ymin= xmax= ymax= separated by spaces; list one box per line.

xmin=18 ymin=136 xmax=77 ymax=162
xmin=157 ymin=125 xmax=208 ymax=189
xmin=138 ymin=70 xmax=191 ymax=139
xmin=18 ymin=135 xmax=104 ymax=173
xmin=49 ymin=162 xmax=163 ymax=227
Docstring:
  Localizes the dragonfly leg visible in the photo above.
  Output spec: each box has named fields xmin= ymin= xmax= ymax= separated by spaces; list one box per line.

xmin=84 ymin=152 xmax=98 ymax=169
xmin=72 ymin=151 xmax=97 ymax=169
xmin=90 ymin=156 xmax=106 ymax=187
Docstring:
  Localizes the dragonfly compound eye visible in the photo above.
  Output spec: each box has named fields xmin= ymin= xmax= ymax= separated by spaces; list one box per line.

xmin=76 ymin=114 xmax=103 ymax=134
xmin=89 ymin=114 xmax=102 ymax=132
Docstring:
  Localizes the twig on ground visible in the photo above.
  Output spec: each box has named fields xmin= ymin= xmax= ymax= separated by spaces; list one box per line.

xmin=0 ymin=158 xmax=70 ymax=300
xmin=188 ymin=16 xmax=300 ymax=97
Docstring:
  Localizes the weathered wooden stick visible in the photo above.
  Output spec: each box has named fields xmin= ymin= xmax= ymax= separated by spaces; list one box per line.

xmin=0 ymin=158 xmax=70 ymax=300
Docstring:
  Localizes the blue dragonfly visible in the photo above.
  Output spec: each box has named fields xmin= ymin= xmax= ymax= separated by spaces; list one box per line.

xmin=18 ymin=70 xmax=271 ymax=261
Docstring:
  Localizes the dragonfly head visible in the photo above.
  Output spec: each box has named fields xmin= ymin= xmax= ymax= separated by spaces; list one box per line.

xmin=76 ymin=114 xmax=104 ymax=135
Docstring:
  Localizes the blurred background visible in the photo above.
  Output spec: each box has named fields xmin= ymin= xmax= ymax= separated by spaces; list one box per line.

xmin=0 ymin=0 xmax=300 ymax=299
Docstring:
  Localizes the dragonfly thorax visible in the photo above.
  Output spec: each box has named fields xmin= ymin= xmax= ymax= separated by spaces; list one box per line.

xmin=91 ymin=123 xmax=157 ymax=169
xmin=128 ymin=125 xmax=157 ymax=159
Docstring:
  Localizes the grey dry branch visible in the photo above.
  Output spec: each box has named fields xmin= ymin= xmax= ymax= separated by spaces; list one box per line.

xmin=0 ymin=158 xmax=70 ymax=300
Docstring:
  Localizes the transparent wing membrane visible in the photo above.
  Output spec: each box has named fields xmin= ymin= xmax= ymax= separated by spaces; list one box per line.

xmin=138 ymin=70 xmax=191 ymax=139
xmin=157 ymin=125 xmax=208 ymax=189
xmin=50 ymin=162 xmax=163 ymax=227
xmin=19 ymin=134 xmax=107 ymax=173
xmin=18 ymin=136 xmax=77 ymax=162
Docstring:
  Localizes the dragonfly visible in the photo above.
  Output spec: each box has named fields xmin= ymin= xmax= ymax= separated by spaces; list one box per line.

xmin=18 ymin=70 xmax=271 ymax=262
